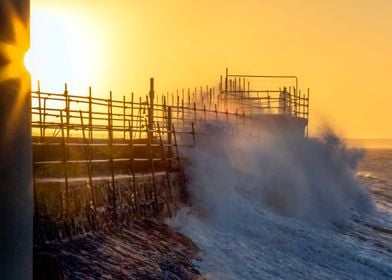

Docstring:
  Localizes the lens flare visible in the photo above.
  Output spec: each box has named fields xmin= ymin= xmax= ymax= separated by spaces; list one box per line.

xmin=0 ymin=1 xmax=30 ymax=138
xmin=23 ymin=49 xmax=31 ymax=73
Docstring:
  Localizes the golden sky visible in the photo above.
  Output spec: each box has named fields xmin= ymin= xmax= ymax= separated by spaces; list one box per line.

xmin=28 ymin=0 xmax=392 ymax=138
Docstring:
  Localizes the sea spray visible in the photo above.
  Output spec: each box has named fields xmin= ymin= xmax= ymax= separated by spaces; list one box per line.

xmin=181 ymin=121 xmax=373 ymax=225
xmin=169 ymin=121 xmax=392 ymax=279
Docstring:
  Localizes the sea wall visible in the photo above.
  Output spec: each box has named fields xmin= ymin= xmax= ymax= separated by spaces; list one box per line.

xmin=251 ymin=115 xmax=308 ymax=138
xmin=34 ymin=172 xmax=185 ymax=243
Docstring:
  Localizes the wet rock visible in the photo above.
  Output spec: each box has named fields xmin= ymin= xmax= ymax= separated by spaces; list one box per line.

xmin=34 ymin=219 xmax=204 ymax=279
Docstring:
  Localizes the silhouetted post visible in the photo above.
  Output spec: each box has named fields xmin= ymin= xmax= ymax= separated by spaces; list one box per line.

xmin=108 ymin=91 xmax=116 ymax=222
xmin=138 ymin=96 xmax=142 ymax=138
xmin=148 ymin=78 xmax=154 ymax=140
xmin=60 ymin=111 xmax=69 ymax=219
xmin=306 ymin=89 xmax=310 ymax=137
xmin=0 ymin=1 xmax=32 ymax=278
xmin=127 ymin=120 xmax=138 ymax=216
xmin=131 ymin=92 xmax=134 ymax=139
xmin=123 ymin=96 xmax=126 ymax=139
xmin=79 ymin=111 xmax=96 ymax=212
xmin=156 ymin=123 xmax=172 ymax=217
xmin=176 ymin=95 xmax=180 ymax=120
xmin=191 ymin=122 xmax=196 ymax=146
xmin=243 ymin=78 xmax=245 ymax=97
xmin=88 ymin=87 xmax=93 ymax=139
xmin=64 ymin=83 xmax=70 ymax=137
xmin=225 ymin=68 xmax=228 ymax=105
xmin=145 ymin=124 xmax=158 ymax=214
xmin=171 ymin=124 xmax=185 ymax=188
xmin=43 ymin=97 xmax=47 ymax=136
xmin=167 ymin=106 xmax=172 ymax=169
xmin=293 ymin=87 xmax=297 ymax=117
xmin=298 ymin=90 xmax=302 ymax=117
xmin=181 ymin=98 xmax=184 ymax=124
xmin=37 ymin=80 xmax=42 ymax=136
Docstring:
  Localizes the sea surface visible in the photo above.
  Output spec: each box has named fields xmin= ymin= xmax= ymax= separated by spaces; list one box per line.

xmin=170 ymin=123 xmax=392 ymax=280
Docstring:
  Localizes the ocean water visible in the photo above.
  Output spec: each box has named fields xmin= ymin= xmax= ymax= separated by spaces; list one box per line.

xmin=170 ymin=123 xmax=392 ymax=280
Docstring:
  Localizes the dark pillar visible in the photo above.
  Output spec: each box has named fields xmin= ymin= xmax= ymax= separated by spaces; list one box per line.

xmin=148 ymin=78 xmax=154 ymax=140
xmin=0 ymin=0 xmax=32 ymax=279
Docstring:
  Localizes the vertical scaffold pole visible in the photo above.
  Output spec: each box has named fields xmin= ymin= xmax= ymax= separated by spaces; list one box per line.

xmin=123 ymin=96 xmax=126 ymax=139
xmin=157 ymin=123 xmax=173 ymax=217
xmin=88 ymin=87 xmax=93 ymax=139
xmin=128 ymin=120 xmax=138 ymax=216
xmin=37 ymin=80 xmax=42 ymax=137
xmin=306 ymin=88 xmax=310 ymax=137
xmin=64 ymin=83 xmax=70 ymax=138
xmin=79 ymin=111 xmax=96 ymax=213
xmin=225 ymin=68 xmax=228 ymax=105
xmin=148 ymin=78 xmax=154 ymax=140
xmin=108 ymin=91 xmax=116 ymax=222
xmin=60 ymin=111 xmax=69 ymax=219
xmin=146 ymin=123 xmax=158 ymax=215
xmin=167 ymin=106 xmax=173 ymax=169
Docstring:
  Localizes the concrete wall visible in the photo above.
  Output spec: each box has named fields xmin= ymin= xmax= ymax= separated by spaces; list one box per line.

xmin=252 ymin=115 xmax=308 ymax=138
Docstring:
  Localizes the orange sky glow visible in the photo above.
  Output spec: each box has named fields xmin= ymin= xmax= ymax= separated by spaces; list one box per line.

xmin=27 ymin=0 xmax=392 ymax=139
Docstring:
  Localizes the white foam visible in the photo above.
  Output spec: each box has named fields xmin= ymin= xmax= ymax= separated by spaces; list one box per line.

xmin=169 ymin=121 xmax=392 ymax=279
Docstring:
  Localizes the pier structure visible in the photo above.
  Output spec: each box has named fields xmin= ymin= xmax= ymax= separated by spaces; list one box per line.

xmin=220 ymin=69 xmax=309 ymax=137
xmin=31 ymin=70 xmax=309 ymax=242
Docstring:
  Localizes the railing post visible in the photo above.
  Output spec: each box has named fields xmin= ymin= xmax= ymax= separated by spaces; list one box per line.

xmin=138 ymin=96 xmax=142 ymax=138
xmin=43 ymin=98 xmax=47 ymax=136
xmin=37 ymin=80 xmax=42 ymax=137
xmin=79 ymin=111 xmax=96 ymax=214
xmin=171 ymin=124 xmax=186 ymax=197
xmin=182 ymin=98 xmax=184 ymax=124
xmin=188 ymin=88 xmax=191 ymax=107
xmin=157 ymin=123 xmax=173 ymax=217
xmin=306 ymin=88 xmax=310 ymax=137
xmin=299 ymin=90 xmax=302 ymax=117
xmin=88 ymin=87 xmax=93 ymax=139
xmin=59 ymin=111 xmax=69 ymax=219
xmin=148 ymin=78 xmax=154 ymax=140
xmin=64 ymin=83 xmax=70 ymax=138
xmin=167 ymin=106 xmax=173 ymax=169
xmin=219 ymin=75 xmax=222 ymax=93
xmin=294 ymin=87 xmax=297 ymax=117
xmin=108 ymin=91 xmax=116 ymax=222
xmin=123 ymin=95 xmax=126 ymax=139
xmin=131 ymin=92 xmax=134 ymax=140
xmin=146 ymin=123 xmax=158 ymax=215
xmin=128 ymin=120 xmax=138 ymax=216
xmin=225 ymin=68 xmax=228 ymax=105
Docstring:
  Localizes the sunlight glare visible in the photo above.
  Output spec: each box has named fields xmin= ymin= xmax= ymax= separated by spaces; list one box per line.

xmin=0 ymin=1 xmax=30 ymax=139
xmin=29 ymin=9 xmax=104 ymax=93
xmin=24 ymin=49 xmax=31 ymax=73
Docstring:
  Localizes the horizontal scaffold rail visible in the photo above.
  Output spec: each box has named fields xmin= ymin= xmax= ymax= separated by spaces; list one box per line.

xmin=32 ymin=73 xmax=310 ymax=238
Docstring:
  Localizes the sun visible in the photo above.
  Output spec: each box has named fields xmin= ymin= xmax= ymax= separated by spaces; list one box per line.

xmin=0 ymin=1 xmax=31 ymax=138
xmin=28 ymin=8 xmax=104 ymax=93
xmin=24 ymin=48 xmax=32 ymax=72
xmin=0 ymin=3 xmax=29 ymax=85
